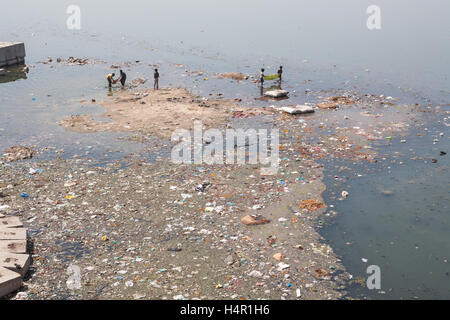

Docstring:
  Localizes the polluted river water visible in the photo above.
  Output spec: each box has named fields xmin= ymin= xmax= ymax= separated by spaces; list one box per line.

xmin=0 ymin=0 xmax=449 ymax=299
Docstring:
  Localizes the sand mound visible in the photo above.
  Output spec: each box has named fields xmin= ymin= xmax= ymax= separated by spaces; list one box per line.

xmin=59 ymin=88 xmax=243 ymax=139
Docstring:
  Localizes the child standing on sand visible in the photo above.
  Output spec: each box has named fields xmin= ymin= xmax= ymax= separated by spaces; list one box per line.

xmin=154 ymin=68 xmax=159 ymax=90
xmin=260 ymin=68 xmax=265 ymax=87
xmin=119 ymin=69 xmax=127 ymax=87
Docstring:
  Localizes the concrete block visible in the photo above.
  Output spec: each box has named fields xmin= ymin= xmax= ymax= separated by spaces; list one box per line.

xmin=0 ymin=216 xmax=24 ymax=228
xmin=0 ymin=253 xmax=30 ymax=277
xmin=0 ymin=240 xmax=27 ymax=254
xmin=0 ymin=266 xmax=22 ymax=297
xmin=264 ymin=90 xmax=289 ymax=98
xmin=0 ymin=228 xmax=27 ymax=240
xmin=277 ymin=105 xmax=315 ymax=115
xmin=0 ymin=42 xmax=26 ymax=67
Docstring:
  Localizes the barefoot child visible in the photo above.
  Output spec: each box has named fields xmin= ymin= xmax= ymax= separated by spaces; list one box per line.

xmin=154 ymin=68 xmax=159 ymax=90
xmin=119 ymin=70 xmax=127 ymax=87
xmin=106 ymin=73 xmax=116 ymax=87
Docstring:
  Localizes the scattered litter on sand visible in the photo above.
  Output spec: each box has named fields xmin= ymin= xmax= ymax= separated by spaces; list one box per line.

xmin=0 ymin=155 xmax=349 ymax=300
xmin=38 ymin=57 xmax=105 ymax=66
xmin=317 ymin=96 xmax=357 ymax=109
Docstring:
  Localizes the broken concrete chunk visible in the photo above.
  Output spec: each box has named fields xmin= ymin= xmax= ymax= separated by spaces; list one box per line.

xmin=0 ymin=253 xmax=30 ymax=277
xmin=0 ymin=266 xmax=22 ymax=298
xmin=277 ymin=105 xmax=315 ymax=115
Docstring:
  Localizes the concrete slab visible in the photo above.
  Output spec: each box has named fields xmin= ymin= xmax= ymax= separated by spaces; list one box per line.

xmin=0 ymin=42 xmax=26 ymax=67
xmin=264 ymin=89 xmax=289 ymax=98
xmin=0 ymin=240 xmax=27 ymax=254
xmin=0 ymin=266 xmax=22 ymax=298
xmin=0 ymin=216 xmax=23 ymax=228
xmin=0 ymin=253 xmax=30 ymax=277
xmin=0 ymin=228 xmax=27 ymax=240
xmin=278 ymin=105 xmax=315 ymax=115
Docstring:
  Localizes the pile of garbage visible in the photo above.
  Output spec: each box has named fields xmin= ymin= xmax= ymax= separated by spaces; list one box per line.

xmin=1 ymin=146 xmax=34 ymax=162
xmin=217 ymin=72 xmax=249 ymax=81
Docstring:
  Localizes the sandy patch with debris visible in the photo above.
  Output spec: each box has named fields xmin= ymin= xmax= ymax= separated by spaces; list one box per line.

xmin=59 ymin=88 xmax=271 ymax=139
